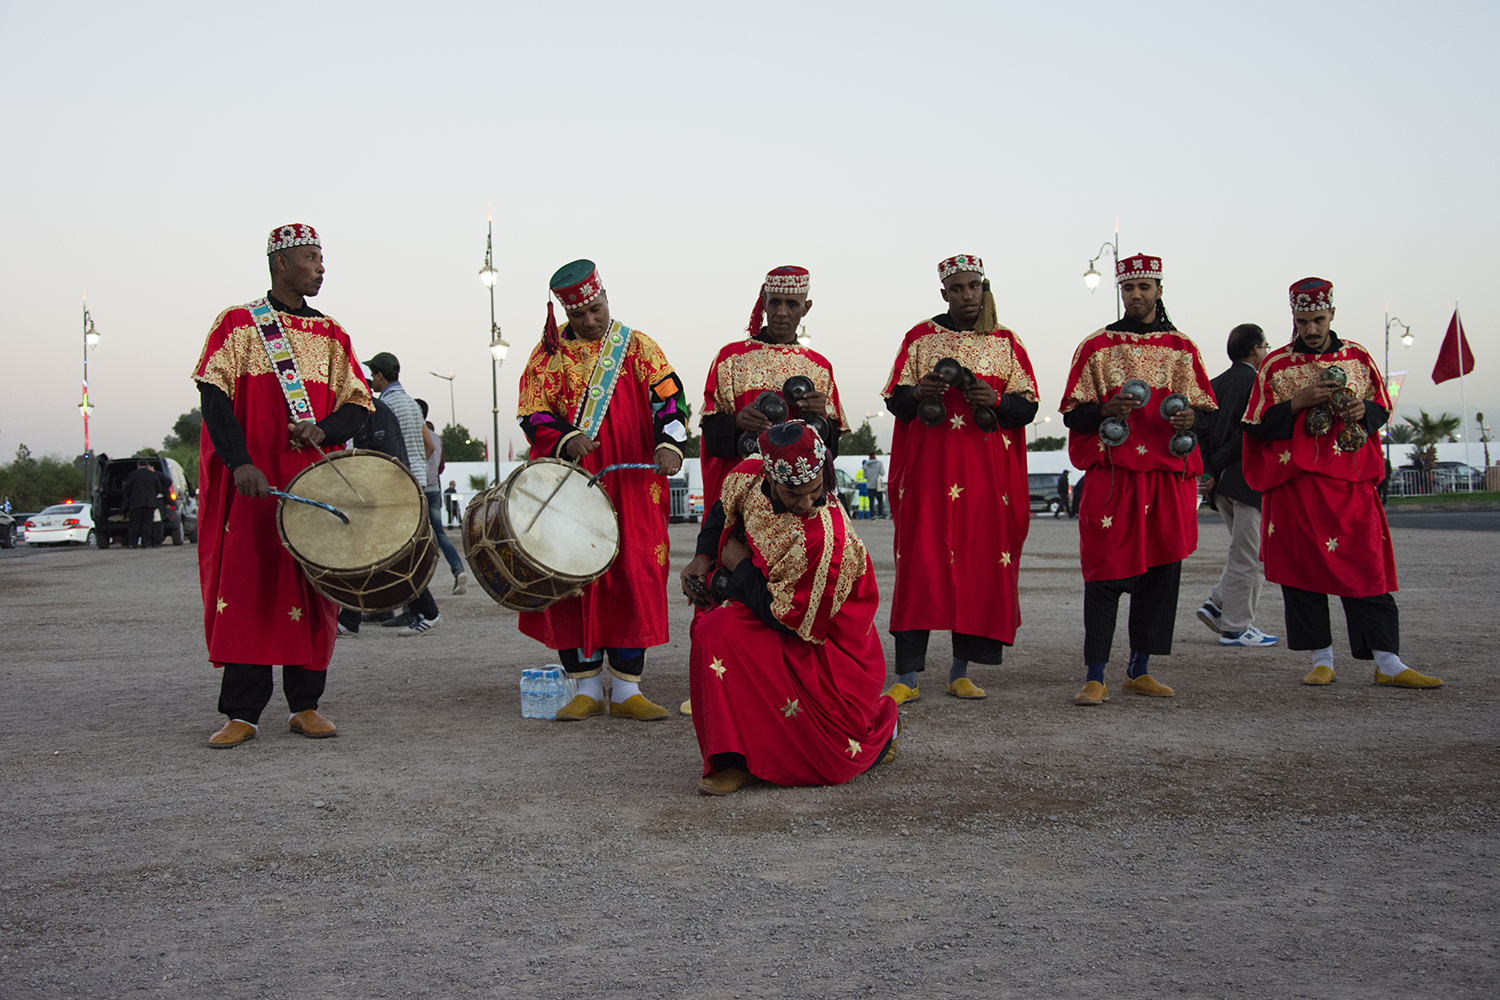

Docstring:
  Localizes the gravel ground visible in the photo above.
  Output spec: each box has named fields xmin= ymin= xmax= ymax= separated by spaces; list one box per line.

xmin=1 ymin=511 xmax=1496 ymax=999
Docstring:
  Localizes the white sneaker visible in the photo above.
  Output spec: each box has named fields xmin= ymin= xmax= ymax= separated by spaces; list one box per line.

xmin=335 ymin=622 xmax=358 ymax=638
xmin=1196 ymin=601 xmax=1223 ymax=635
xmin=397 ymin=615 xmax=442 ymax=637
xmin=452 ymin=572 xmax=468 ymax=595
xmin=1220 ymin=625 xmax=1279 ymax=647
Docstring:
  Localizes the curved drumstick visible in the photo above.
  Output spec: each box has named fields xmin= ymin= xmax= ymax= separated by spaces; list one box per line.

xmin=269 ymin=489 xmax=350 ymax=524
xmin=586 ymin=463 xmax=660 ymax=488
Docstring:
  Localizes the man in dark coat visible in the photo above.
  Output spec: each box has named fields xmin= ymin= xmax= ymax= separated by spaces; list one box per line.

xmin=122 ymin=462 xmax=165 ymax=549
xmin=1196 ymin=324 xmax=1278 ymax=646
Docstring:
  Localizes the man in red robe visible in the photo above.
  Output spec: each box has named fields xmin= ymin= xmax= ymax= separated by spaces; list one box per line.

xmin=881 ymin=254 xmax=1038 ymax=704
xmin=517 ymin=259 xmax=689 ymax=721
xmin=193 ymin=223 xmax=374 ymax=747
xmin=681 ymin=422 xmax=899 ymax=795
xmin=1241 ymin=277 xmax=1441 ymax=688
xmin=698 ymin=265 xmax=849 ymax=513
xmin=1059 ymin=253 xmax=1216 ymax=706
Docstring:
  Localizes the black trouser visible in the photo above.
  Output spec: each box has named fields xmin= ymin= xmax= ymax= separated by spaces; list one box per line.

xmin=218 ymin=664 xmax=326 ymax=724
xmin=870 ymin=490 xmax=886 ymax=518
xmin=1083 ymin=561 xmax=1182 ymax=664
xmin=558 ymin=647 xmax=646 ymax=682
xmin=127 ymin=507 xmax=152 ymax=548
xmin=337 ymin=607 xmax=361 ymax=633
xmin=1281 ymin=585 xmax=1398 ymax=659
xmin=893 ymin=630 xmax=1006 ymax=674
xmin=410 ymin=587 xmax=439 ymax=621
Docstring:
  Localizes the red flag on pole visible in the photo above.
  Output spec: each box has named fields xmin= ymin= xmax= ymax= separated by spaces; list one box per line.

xmin=1432 ymin=309 xmax=1475 ymax=384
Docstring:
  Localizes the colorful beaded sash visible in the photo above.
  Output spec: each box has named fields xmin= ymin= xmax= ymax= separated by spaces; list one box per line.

xmin=572 ymin=321 xmax=635 ymax=439
xmin=247 ymin=298 xmax=317 ymax=425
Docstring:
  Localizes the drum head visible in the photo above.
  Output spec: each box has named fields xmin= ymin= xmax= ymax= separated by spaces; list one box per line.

xmin=283 ymin=452 xmax=424 ymax=570
xmin=504 ymin=461 xmax=618 ymax=578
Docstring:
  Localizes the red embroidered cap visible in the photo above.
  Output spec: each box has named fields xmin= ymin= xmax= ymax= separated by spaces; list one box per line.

xmin=938 ymin=255 xmax=984 ymax=281
xmin=1116 ymin=253 xmax=1163 ymax=282
xmin=747 ymin=265 xmax=811 ymax=336
xmin=267 ymin=223 xmax=320 ymax=256
xmin=759 ymin=421 xmax=827 ymax=486
xmin=550 ymin=259 xmax=605 ymax=310
xmin=1289 ymin=277 xmax=1334 ymax=312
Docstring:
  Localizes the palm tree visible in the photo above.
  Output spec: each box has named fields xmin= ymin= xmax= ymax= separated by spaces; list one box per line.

xmin=1403 ymin=410 xmax=1461 ymax=469
xmin=1386 ymin=424 xmax=1416 ymax=444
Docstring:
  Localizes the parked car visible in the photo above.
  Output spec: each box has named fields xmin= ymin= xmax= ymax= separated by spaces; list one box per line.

xmin=1028 ymin=472 xmax=1063 ymax=514
xmin=1432 ymin=461 xmax=1486 ymax=491
xmin=91 ymin=454 xmax=195 ymax=548
xmin=834 ymin=467 xmax=857 ymax=515
xmin=0 ymin=510 xmax=15 ymax=548
xmin=23 ymin=503 xmax=97 ymax=546
xmin=8 ymin=513 xmax=35 ymax=547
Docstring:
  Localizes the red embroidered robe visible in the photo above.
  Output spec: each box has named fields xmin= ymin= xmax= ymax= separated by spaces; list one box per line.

xmin=515 ymin=324 xmax=679 ymax=653
xmin=699 ymin=337 xmax=849 ymax=513
xmin=1242 ymin=339 xmax=1396 ymax=597
xmin=1059 ymin=328 xmax=1216 ymax=581
xmin=192 ymin=303 xmax=372 ymax=669
xmin=690 ymin=461 xmax=898 ymax=786
xmin=881 ymin=320 xmax=1037 ymax=643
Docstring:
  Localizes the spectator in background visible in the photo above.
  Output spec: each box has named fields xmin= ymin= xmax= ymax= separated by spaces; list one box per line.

xmin=862 ymin=452 xmax=886 ymax=518
xmin=445 ymin=480 xmax=460 ymax=526
xmin=417 ymin=399 xmax=468 ymax=595
xmin=123 ymin=461 xmax=164 ymax=549
xmin=1056 ymin=469 xmax=1070 ymax=518
xmin=1196 ymin=323 xmax=1278 ymax=648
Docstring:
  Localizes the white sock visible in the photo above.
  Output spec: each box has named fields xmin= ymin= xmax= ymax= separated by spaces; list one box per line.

xmin=1373 ymin=651 xmax=1407 ymax=678
xmin=240 ymin=720 xmax=260 ymax=730
xmin=611 ymin=678 xmax=641 ymax=703
xmin=576 ymin=675 xmax=604 ymax=702
xmin=1311 ymin=646 xmax=1335 ymax=669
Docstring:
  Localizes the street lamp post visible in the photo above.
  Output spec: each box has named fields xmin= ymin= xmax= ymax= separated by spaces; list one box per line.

xmin=478 ymin=210 xmax=508 ymax=486
xmin=429 ymin=370 xmax=456 ymax=428
xmin=80 ymin=293 xmax=101 ymax=458
xmin=1081 ymin=219 xmax=1122 ymax=321
xmin=1384 ymin=309 xmax=1414 ymax=468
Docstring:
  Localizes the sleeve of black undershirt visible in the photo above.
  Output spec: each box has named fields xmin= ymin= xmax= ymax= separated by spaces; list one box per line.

xmin=198 ymin=384 xmax=253 ymax=470
xmin=1362 ymin=401 xmax=1388 ymax=437
xmin=720 ymin=559 xmax=795 ymax=635
xmin=695 ymin=500 xmax=726 ymax=559
xmin=886 ymin=386 xmax=919 ymax=423
xmin=700 ymin=413 xmax=740 ymax=458
xmin=993 ymin=393 xmax=1038 ymax=429
xmin=316 ymin=403 xmax=373 ymax=445
xmin=1063 ymin=402 xmax=1103 ymax=434
xmin=1243 ymin=401 xmax=1296 ymax=441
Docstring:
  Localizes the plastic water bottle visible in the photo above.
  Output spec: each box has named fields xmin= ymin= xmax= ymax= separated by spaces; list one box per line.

xmin=537 ymin=666 xmax=572 ymax=719
xmin=519 ymin=668 xmax=542 ymax=719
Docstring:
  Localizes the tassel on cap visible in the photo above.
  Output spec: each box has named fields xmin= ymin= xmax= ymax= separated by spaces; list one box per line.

xmin=543 ymin=300 xmax=561 ymax=356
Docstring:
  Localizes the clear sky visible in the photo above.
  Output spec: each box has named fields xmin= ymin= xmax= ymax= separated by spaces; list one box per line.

xmin=2 ymin=1 xmax=1495 ymax=462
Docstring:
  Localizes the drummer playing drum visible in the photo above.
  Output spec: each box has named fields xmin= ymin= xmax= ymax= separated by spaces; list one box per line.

xmin=515 ymin=260 xmax=690 ymax=721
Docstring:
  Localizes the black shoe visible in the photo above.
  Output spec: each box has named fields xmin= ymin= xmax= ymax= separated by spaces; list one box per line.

xmin=381 ymin=612 xmax=417 ymax=628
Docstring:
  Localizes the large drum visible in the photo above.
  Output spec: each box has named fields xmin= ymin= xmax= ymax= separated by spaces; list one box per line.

xmin=463 ymin=458 xmax=619 ymax=612
xmin=277 ymin=449 xmax=437 ymax=612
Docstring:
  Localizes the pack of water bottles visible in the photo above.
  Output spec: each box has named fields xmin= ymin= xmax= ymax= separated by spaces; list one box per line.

xmin=520 ymin=665 xmax=576 ymax=719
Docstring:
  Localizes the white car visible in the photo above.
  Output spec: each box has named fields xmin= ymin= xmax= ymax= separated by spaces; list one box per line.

xmin=23 ymin=503 xmax=96 ymax=546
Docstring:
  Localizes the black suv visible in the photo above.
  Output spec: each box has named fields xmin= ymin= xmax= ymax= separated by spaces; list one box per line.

xmin=92 ymin=454 xmax=195 ymax=548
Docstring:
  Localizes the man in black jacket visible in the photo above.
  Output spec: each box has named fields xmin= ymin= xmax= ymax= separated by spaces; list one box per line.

xmin=1196 ymin=324 xmax=1278 ymax=647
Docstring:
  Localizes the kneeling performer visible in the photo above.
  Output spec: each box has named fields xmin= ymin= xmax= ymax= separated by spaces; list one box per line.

xmin=681 ymin=422 xmax=900 ymax=796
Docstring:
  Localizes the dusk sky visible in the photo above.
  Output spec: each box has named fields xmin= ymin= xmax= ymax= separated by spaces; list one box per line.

xmin=2 ymin=1 xmax=1495 ymax=464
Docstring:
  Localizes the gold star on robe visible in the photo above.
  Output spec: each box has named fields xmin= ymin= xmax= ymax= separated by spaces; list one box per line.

xmin=1000 ymin=551 xmax=1012 ymax=566
xmin=1136 ymin=444 xmax=1148 ymax=455
xmin=1144 ymin=504 xmax=1150 ymax=514
xmin=781 ymin=698 xmax=801 ymax=719
xmin=1001 ymin=494 xmax=1009 ymax=506
xmin=950 ymin=413 xmax=966 ymax=430
xmin=216 ymin=598 xmax=227 ymax=614
xmin=1101 ymin=515 xmax=1114 ymax=528
xmin=1325 ymin=537 xmax=1340 ymax=553
xmin=1001 ymin=435 xmax=1012 ymax=449
xmin=1278 ymin=450 xmax=1293 ymax=465
xmin=845 ymin=738 xmax=863 ymax=757
xmin=710 ymin=658 xmax=726 ymax=679
xmin=1268 ymin=522 xmax=1275 ymax=535
xmin=288 ymin=607 xmax=303 ymax=621
xmin=949 ymin=484 xmax=964 ymax=500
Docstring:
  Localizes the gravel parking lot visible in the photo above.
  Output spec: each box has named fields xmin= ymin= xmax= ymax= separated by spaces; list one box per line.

xmin=1 ymin=512 xmax=1495 ymax=998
